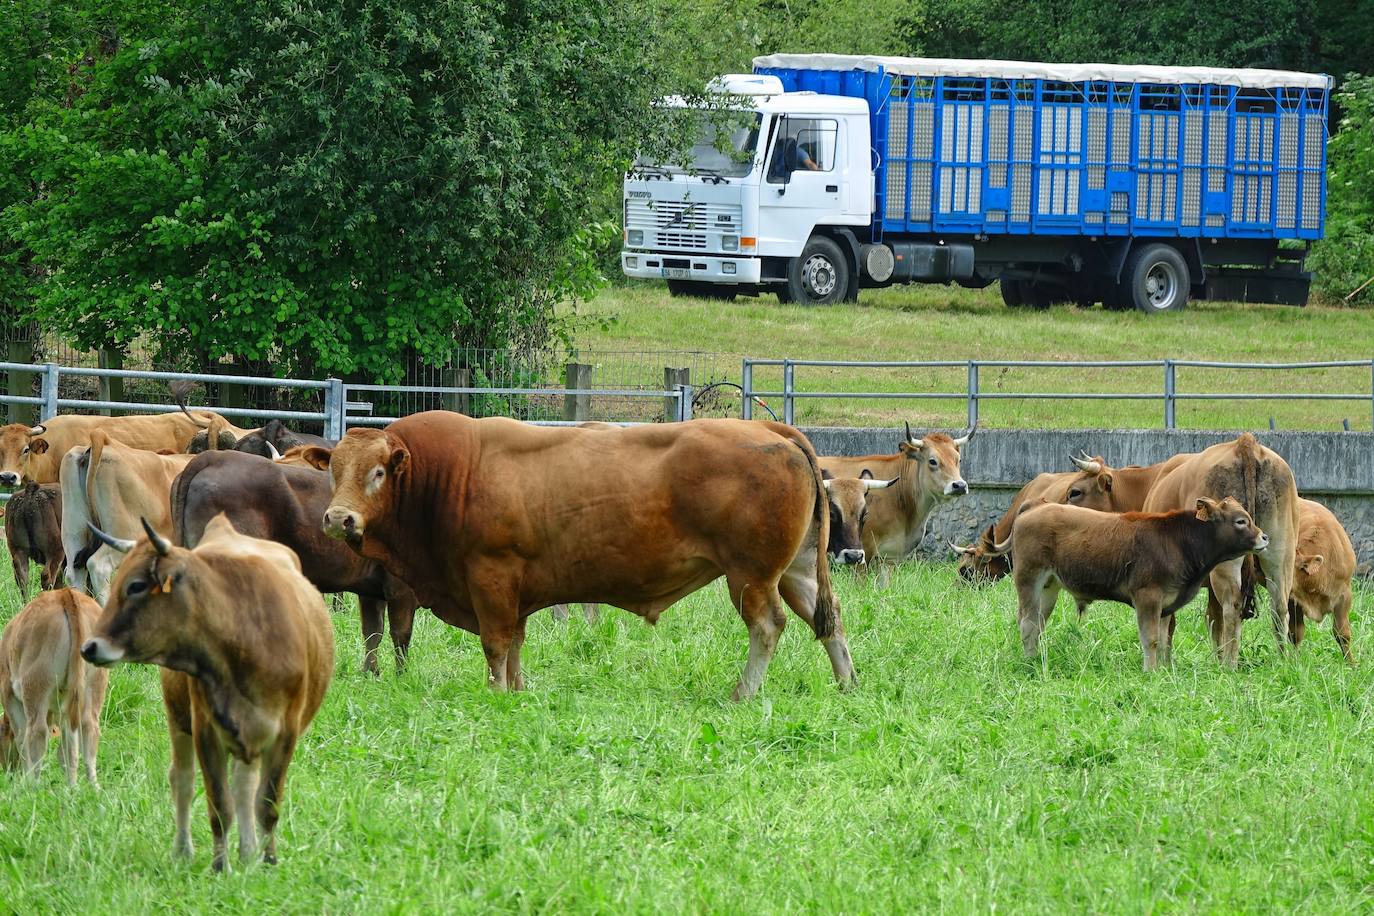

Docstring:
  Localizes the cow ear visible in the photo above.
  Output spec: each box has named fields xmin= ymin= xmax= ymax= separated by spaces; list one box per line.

xmin=1194 ymin=497 xmax=1217 ymax=520
xmin=821 ymin=468 xmax=833 ymax=480
xmin=1298 ymin=554 xmax=1324 ymax=574
xmin=388 ymin=446 xmax=410 ymax=476
xmin=860 ymin=468 xmax=874 ymax=479
xmin=1099 ymin=472 xmax=1112 ymax=492
xmin=300 ymin=446 xmax=333 ymax=471
xmin=29 ymin=438 xmax=48 ymax=455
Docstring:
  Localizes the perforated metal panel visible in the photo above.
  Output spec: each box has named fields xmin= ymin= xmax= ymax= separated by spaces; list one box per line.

xmin=1037 ymin=105 xmax=1081 ymax=216
xmin=1087 ymin=109 xmax=1107 ymax=190
xmin=988 ymin=107 xmax=1009 ymax=189
xmin=1012 ymin=107 xmax=1033 ymax=222
xmin=886 ymin=100 xmax=909 ymax=220
xmin=1302 ymin=112 xmax=1324 ymax=230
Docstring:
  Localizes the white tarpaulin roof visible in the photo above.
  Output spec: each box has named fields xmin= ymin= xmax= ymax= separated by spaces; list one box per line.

xmin=753 ymin=53 xmax=1330 ymax=91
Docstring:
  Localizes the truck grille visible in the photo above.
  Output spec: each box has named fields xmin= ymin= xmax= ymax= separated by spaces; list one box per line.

xmin=626 ymin=199 xmax=741 ymax=250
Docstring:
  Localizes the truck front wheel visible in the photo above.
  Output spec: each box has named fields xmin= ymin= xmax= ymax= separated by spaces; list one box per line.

xmin=786 ymin=237 xmax=849 ymax=306
xmin=1122 ymin=244 xmax=1190 ymax=314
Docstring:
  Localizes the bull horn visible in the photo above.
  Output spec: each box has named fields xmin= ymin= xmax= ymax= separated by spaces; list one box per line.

xmin=87 ymin=522 xmax=136 ymax=554
xmin=1070 ymin=452 xmax=1102 ymax=473
xmin=28 ymin=424 xmax=45 ymax=436
xmin=822 ymin=477 xmax=834 ymax=491
xmin=863 ymin=477 xmax=896 ymax=491
xmin=140 ymin=517 xmax=172 ymax=557
xmin=952 ymin=424 xmax=976 ymax=447
xmin=266 ymin=441 xmax=283 ymax=461
xmin=905 ymin=421 xmax=923 ymax=449
xmin=949 ymin=541 xmax=978 ymax=555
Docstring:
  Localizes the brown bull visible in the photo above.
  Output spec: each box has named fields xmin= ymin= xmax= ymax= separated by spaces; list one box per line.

xmin=994 ymin=498 xmax=1269 ymax=670
xmin=83 ymin=516 xmax=333 ymax=871
xmin=304 ymin=413 xmax=851 ymax=700
xmin=817 ymin=423 xmax=972 ymax=563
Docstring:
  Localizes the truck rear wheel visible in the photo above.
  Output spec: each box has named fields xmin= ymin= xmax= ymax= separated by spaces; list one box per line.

xmin=1000 ymin=278 xmax=1051 ymax=310
xmin=1122 ymin=244 xmax=1190 ymax=313
xmin=786 ymin=236 xmax=849 ymax=306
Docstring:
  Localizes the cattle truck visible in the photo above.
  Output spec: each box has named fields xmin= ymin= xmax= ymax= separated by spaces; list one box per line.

xmin=621 ymin=54 xmax=1329 ymax=312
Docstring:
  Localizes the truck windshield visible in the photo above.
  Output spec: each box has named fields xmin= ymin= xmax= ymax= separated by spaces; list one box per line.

xmin=636 ymin=112 xmax=762 ymax=179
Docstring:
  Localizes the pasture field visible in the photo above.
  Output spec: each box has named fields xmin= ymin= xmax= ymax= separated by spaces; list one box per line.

xmin=571 ymin=285 xmax=1374 ymax=432
xmin=2 ymin=559 xmax=1371 ymax=913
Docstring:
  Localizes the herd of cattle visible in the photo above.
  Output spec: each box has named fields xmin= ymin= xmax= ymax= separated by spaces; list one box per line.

xmin=0 ymin=401 xmax=1359 ymax=871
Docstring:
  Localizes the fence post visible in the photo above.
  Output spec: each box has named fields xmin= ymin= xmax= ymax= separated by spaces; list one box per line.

xmin=324 ymin=378 xmax=345 ymax=440
xmin=563 ymin=362 xmax=592 ymax=422
xmin=41 ymin=363 xmax=59 ymax=421
xmin=439 ymin=366 xmax=470 ymax=416
xmin=218 ymin=363 xmax=250 ymax=414
xmin=6 ymin=336 xmax=36 ymax=426
xmin=1163 ymin=360 xmax=1176 ymax=429
xmin=967 ymin=361 xmax=979 ymax=429
xmin=676 ymin=384 xmax=694 ymax=422
xmin=741 ymin=360 xmax=753 ymax=420
xmin=97 ymin=348 xmax=124 ymax=417
xmin=1370 ymin=360 xmax=1373 ymax=432
xmin=663 ymin=367 xmax=690 ymax=422
xmin=782 ymin=360 xmax=795 ymax=426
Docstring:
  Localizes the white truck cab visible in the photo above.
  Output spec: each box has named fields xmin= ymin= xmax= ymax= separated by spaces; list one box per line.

xmin=621 ymin=75 xmax=871 ymax=303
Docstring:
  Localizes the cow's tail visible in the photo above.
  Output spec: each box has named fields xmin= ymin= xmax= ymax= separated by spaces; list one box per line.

xmin=60 ymin=588 xmax=88 ymax=729
xmin=170 ymin=380 xmax=212 ymax=430
xmin=769 ymin=424 xmax=835 ymax=639
xmin=1235 ymin=433 xmax=1264 ymax=619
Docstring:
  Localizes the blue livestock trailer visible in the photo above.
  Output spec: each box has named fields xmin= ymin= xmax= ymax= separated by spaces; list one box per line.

xmin=623 ymin=54 xmax=1329 ymax=311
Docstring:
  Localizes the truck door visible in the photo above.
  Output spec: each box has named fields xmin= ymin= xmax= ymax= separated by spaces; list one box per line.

xmin=757 ymin=116 xmax=843 ymax=255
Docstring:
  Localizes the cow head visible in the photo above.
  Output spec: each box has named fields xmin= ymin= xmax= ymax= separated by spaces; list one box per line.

xmin=1296 ymin=552 xmax=1324 ymax=577
xmin=304 ymin=428 xmax=408 ymax=546
xmin=186 ymin=419 xmax=240 ymax=454
xmin=231 ymin=419 xmax=304 ymax=458
xmin=0 ymin=423 xmax=50 ymax=489
xmin=81 ymin=519 xmax=191 ymax=668
xmin=822 ymin=469 xmax=896 ymax=565
xmin=1195 ymin=496 xmax=1269 ymax=557
xmin=1063 ymin=452 xmax=1118 ymax=511
xmin=953 ymin=524 xmax=1009 ymax=584
xmin=898 ymin=422 xmax=971 ymax=500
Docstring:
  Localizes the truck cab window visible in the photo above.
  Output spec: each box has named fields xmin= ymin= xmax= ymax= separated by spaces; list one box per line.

xmin=767 ymin=118 xmax=837 ymax=181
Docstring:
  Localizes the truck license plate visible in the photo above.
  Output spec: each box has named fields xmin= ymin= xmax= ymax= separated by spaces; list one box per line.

xmin=662 ymin=267 xmax=690 ymax=280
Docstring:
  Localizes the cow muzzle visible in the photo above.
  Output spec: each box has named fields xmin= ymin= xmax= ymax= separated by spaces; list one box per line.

xmin=1253 ymin=532 xmax=1270 ymax=552
xmin=839 ymin=548 xmax=866 ymax=566
xmin=323 ymin=506 xmax=364 ymax=541
xmin=945 ymin=479 xmax=968 ymax=497
xmin=0 ymin=471 xmax=19 ymax=489
xmin=81 ymin=637 xmax=124 ymax=667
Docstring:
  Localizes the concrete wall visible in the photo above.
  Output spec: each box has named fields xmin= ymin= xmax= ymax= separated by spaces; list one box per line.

xmin=803 ymin=427 xmax=1374 ymax=571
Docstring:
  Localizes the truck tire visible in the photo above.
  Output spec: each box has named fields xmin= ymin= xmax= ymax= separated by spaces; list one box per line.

xmin=999 ymin=278 xmax=1026 ymax=307
xmin=1001 ymin=278 xmax=1051 ymax=310
xmin=1122 ymin=244 xmax=1190 ymax=314
xmin=786 ymin=236 xmax=849 ymax=306
xmin=666 ymin=280 xmax=736 ymax=301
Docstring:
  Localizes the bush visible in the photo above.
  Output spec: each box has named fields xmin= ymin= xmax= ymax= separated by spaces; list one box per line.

xmin=1310 ymin=75 xmax=1374 ymax=304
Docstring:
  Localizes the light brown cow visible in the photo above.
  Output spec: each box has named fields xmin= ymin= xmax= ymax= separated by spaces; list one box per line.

xmin=60 ymin=433 xmax=193 ymax=602
xmin=817 ymin=423 xmax=973 ymax=564
xmin=993 ymin=498 xmax=1269 ymax=670
xmin=952 ymin=470 xmax=1078 ymax=584
xmin=1066 ymin=436 xmax=1300 ymax=666
xmin=0 ymin=411 xmax=245 ymax=487
xmin=822 ymin=469 xmax=897 ymax=566
xmin=82 ymin=515 xmax=334 ymax=871
xmin=305 ymin=413 xmax=850 ymax=700
xmin=0 ymin=588 xmax=109 ymax=785
xmin=1286 ymin=498 xmax=1355 ymax=660
xmin=5 ymin=481 xmax=65 ymax=597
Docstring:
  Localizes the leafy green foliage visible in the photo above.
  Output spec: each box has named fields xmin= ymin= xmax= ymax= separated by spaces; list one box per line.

xmin=1311 ymin=76 xmax=1374 ymax=303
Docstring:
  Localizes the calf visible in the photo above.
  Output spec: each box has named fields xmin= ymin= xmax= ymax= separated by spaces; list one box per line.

xmin=83 ymin=516 xmax=334 ymax=871
xmin=0 ymin=588 xmax=108 ymax=785
xmin=5 ymin=481 xmax=65 ymax=597
xmin=995 ymin=498 xmax=1268 ymax=670
xmin=172 ymin=450 xmax=420 ymax=674
xmin=1288 ymin=498 xmax=1356 ymax=661
xmin=822 ymin=469 xmax=896 ymax=565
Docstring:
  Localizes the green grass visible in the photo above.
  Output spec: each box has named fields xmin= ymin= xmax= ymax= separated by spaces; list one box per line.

xmin=3 ymin=559 xmax=1372 ymax=913
xmin=568 ymin=284 xmax=1374 ymax=431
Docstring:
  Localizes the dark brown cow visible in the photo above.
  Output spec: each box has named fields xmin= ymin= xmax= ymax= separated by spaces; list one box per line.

xmin=993 ymin=498 xmax=1269 ymax=669
xmin=83 ymin=516 xmax=333 ymax=871
xmin=304 ymin=413 xmax=850 ymax=700
xmin=5 ymin=482 xmax=64 ymax=597
xmin=821 ymin=469 xmax=896 ymax=565
xmin=952 ymin=470 xmax=1077 ymax=584
xmin=818 ymin=423 xmax=972 ymax=563
xmin=171 ymin=450 xmax=420 ymax=674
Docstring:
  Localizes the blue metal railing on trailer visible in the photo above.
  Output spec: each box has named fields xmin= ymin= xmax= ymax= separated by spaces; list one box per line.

xmin=754 ymin=63 xmax=1328 ymax=242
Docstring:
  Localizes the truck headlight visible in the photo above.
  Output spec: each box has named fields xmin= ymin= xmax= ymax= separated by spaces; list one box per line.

xmin=627 ymin=229 xmax=644 ymax=246
xmin=722 ymin=262 xmax=737 ymax=275
xmin=722 ymin=235 xmax=739 ymax=251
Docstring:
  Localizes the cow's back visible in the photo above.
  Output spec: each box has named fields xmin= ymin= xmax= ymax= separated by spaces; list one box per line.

xmin=1143 ymin=435 xmax=1298 ymax=534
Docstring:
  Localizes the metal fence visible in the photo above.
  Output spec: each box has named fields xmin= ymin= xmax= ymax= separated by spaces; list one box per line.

xmin=741 ymin=358 xmax=1374 ymax=430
